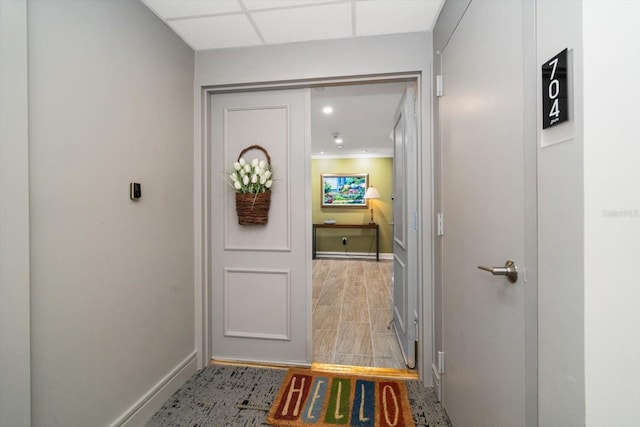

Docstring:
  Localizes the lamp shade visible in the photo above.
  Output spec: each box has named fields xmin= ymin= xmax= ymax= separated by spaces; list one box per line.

xmin=364 ymin=186 xmax=381 ymax=199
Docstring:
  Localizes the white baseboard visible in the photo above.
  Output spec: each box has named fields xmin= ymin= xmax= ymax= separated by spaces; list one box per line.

xmin=110 ymin=350 xmax=198 ymax=427
xmin=432 ymin=363 xmax=442 ymax=402
xmin=314 ymin=251 xmax=393 ymax=260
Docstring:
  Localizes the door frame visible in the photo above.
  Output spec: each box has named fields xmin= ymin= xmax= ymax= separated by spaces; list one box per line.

xmin=194 ymin=72 xmax=432 ymax=381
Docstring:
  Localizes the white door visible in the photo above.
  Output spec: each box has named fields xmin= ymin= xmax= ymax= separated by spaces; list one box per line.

xmin=392 ymin=84 xmax=418 ymax=368
xmin=210 ymin=89 xmax=310 ymax=365
xmin=440 ymin=1 xmax=533 ymax=426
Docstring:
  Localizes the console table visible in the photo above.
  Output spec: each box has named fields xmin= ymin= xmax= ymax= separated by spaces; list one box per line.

xmin=312 ymin=223 xmax=379 ymax=261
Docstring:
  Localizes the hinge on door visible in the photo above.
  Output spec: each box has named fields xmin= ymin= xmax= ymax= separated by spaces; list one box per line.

xmin=436 ymin=75 xmax=444 ymax=97
xmin=436 ymin=213 xmax=444 ymax=236
xmin=413 ymin=212 xmax=418 ymax=230
xmin=438 ymin=351 xmax=446 ymax=374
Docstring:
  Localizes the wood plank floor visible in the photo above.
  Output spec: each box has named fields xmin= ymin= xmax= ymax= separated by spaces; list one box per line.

xmin=312 ymin=258 xmax=407 ymax=369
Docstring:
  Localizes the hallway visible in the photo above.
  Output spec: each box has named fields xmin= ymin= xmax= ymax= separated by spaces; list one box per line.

xmin=312 ymin=258 xmax=407 ymax=369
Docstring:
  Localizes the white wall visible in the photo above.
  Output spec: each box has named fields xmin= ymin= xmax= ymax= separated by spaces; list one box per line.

xmin=538 ymin=1 xmax=640 ymax=425
xmin=28 ymin=1 xmax=195 ymax=425
xmin=196 ymin=33 xmax=431 ymax=85
xmin=583 ymin=2 xmax=640 ymax=425
xmin=536 ymin=1 xmax=585 ymax=425
xmin=194 ymin=32 xmax=434 ymax=379
xmin=0 ymin=0 xmax=31 ymax=425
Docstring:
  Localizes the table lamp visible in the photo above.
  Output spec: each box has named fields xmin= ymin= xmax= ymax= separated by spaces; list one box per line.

xmin=364 ymin=186 xmax=381 ymax=224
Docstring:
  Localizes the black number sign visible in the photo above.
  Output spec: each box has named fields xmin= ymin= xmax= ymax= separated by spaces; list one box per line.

xmin=542 ymin=48 xmax=569 ymax=129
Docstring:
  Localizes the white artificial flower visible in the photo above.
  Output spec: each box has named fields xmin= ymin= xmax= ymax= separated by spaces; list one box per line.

xmin=227 ymin=154 xmax=274 ymax=194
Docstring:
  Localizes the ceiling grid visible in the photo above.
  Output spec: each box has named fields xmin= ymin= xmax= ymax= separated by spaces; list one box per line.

xmin=142 ymin=0 xmax=444 ymax=51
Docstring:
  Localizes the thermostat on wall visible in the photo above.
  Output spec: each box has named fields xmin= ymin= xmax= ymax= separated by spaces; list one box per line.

xmin=130 ymin=182 xmax=141 ymax=200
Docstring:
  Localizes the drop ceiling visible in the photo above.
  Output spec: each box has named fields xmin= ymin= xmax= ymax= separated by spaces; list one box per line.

xmin=141 ymin=0 xmax=443 ymax=157
xmin=141 ymin=0 xmax=444 ymax=51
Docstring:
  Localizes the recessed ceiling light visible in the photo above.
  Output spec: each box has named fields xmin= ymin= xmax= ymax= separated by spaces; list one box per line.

xmin=322 ymin=106 xmax=333 ymax=114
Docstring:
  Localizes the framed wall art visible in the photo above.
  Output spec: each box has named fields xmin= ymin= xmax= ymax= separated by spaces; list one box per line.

xmin=321 ymin=173 xmax=368 ymax=207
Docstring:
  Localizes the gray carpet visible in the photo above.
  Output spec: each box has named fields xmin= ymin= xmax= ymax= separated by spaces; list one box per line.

xmin=146 ymin=364 xmax=451 ymax=426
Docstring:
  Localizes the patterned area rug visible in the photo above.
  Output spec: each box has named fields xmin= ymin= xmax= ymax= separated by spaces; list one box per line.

xmin=267 ymin=369 xmax=415 ymax=427
xmin=146 ymin=364 xmax=451 ymax=427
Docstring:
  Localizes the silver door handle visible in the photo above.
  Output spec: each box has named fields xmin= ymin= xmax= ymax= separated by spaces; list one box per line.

xmin=477 ymin=260 xmax=518 ymax=283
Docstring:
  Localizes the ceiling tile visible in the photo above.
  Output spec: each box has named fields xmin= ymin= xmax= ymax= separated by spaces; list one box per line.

xmin=168 ymin=15 xmax=261 ymax=50
xmin=242 ymin=0 xmax=338 ymax=11
xmin=252 ymin=2 xmax=352 ymax=44
xmin=142 ymin=0 xmax=242 ymax=19
xmin=356 ymin=0 xmax=442 ymax=36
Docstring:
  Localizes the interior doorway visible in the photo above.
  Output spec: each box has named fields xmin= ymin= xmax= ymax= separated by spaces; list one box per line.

xmin=198 ymin=73 xmax=426 ymax=379
xmin=309 ymin=80 xmax=417 ymax=370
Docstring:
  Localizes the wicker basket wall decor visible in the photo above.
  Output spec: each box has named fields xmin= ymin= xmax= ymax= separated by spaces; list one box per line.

xmin=234 ymin=144 xmax=272 ymax=225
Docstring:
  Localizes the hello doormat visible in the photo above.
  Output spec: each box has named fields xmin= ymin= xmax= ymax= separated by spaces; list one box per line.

xmin=267 ymin=368 xmax=415 ymax=427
